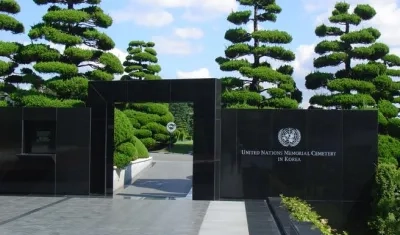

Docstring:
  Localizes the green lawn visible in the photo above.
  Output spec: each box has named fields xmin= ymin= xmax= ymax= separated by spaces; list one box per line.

xmin=160 ymin=140 xmax=193 ymax=154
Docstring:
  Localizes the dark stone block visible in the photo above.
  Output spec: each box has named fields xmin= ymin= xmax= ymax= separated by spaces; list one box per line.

xmin=221 ymin=109 xmax=377 ymax=233
xmin=56 ymin=108 xmax=91 ymax=195
xmin=0 ymin=107 xmax=91 ymax=196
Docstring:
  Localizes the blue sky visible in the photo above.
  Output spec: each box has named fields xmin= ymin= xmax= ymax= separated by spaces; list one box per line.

xmin=2 ymin=0 xmax=400 ymax=107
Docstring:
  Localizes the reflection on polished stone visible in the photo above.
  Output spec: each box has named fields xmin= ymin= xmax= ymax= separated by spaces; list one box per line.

xmin=220 ymin=109 xmax=378 ymax=233
xmin=0 ymin=108 xmax=91 ymax=196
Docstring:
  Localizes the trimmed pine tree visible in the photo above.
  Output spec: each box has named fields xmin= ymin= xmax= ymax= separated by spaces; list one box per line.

xmin=216 ymin=0 xmax=301 ymax=109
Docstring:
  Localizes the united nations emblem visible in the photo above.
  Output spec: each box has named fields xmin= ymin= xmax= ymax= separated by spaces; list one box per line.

xmin=278 ymin=128 xmax=301 ymax=147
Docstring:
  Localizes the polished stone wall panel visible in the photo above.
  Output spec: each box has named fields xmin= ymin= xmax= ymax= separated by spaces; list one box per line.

xmin=0 ymin=108 xmax=91 ymax=195
xmin=220 ymin=109 xmax=377 ymax=233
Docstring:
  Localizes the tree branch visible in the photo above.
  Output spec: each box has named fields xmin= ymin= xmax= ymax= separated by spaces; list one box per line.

xmin=78 ymin=63 xmax=100 ymax=69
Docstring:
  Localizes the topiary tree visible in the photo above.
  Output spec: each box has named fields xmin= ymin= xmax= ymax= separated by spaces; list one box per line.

xmin=306 ymin=5 xmax=400 ymax=233
xmin=0 ymin=0 xmax=24 ymax=105
xmin=18 ymin=0 xmax=123 ymax=103
xmin=215 ymin=0 xmax=301 ymax=109
xmin=305 ymin=2 xmax=400 ymax=111
xmin=118 ymin=40 xmax=177 ymax=149
xmin=123 ymin=103 xmax=177 ymax=150
xmin=121 ymin=40 xmax=161 ymax=80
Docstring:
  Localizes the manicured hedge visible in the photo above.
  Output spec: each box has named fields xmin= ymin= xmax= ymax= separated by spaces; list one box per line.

xmin=123 ymin=103 xmax=177 ymax=150
xmin=12 ymin=93 xmax=84 ymax=107
xmin=114 ymin=109 xmax=149 ymax=169
xmin=369 ymin=135 xmax=400 ymax=234
xmin=377 ymin=135 xmax=400 ymax=166
xmin=133 ymin=135 xmax=149 ymax=158
xmin=370 ymin=163 xmax=400 ymax=234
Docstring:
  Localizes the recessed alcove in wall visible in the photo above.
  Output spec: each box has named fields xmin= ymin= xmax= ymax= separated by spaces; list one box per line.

xmin=23 ymin=120 xmax=56 ymax=154
xmin=0 ymin=107 xmax=91 ymax=195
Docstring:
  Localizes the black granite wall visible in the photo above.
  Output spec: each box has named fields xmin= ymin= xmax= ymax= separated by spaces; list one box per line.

xmin=0 ymin=107 xmax=91 ymax=195
xmin=220 ymin=109 xmax=378 ymax=233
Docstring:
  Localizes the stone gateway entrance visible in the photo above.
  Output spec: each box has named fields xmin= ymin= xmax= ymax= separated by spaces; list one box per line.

xmin=87 ymin=79 xmax=221 ymax=200
xmin=0 ymin=78 xmax=378 ymax=233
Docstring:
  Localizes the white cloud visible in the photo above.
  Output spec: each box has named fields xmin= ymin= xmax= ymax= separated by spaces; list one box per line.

xmin=110 ymin=8 xmax=173 ymax=27
xmin=48 ymin=42 xmax=65 ymax=53
xmin=173 ymin=27 xmax=204 ymax=39
xmin=176 ymin=68 xmax=211 ymax=78
xmin=369 ymin=2 xmax=400 ymax=47
xmin=109 ymin=0 xmax=237 ymax=26
xmin=246 ymin=22 xmax=263 ymax=32
xmin=290 ymin=44 xmax=318 ymax=109
xmin=152 ymin=36 xmax=203 ymax=55
xmin=292 ymin=44 xmax=316 ymax=78
xmin=137 ymin=0 xmax=237 ymax=14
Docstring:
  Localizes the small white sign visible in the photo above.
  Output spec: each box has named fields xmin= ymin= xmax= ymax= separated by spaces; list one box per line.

xmin=166 ymin=122 xmax=176 ymax=133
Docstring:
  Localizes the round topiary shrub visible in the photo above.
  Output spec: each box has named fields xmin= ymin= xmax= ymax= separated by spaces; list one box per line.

xmin=133 ymin=129 xmax=152 ymax=139
xmin=114 ymin=152 xmax=132 ymax=169
xmin=133 ymin=136 xmax=149 ymax=158
xmin=159 ymin=112 xmax=174 ymax=125
xmin=21 ymin=94 xmax=84 ymax=107
xmin=122 ymin=103 xmax=176 ymax=150
xmin=143 ymin=122 xmax=168 ymax=134
xmin=114 ymin=109 xmax=135 ymax=145
xmin=114 ymin=108 xmax=138 ymax=169
xmin=378 ymin=100 xmax=398 ymax=119
xmin=378 ymin=134 xmax=400 ymax=166
xmin=116 ymin=142 xmax=138 ymax=161
xmin=130 ymin=103 xmax=169 ymax=115
xmin=154 ymin=133 xmax=169 ymax=143
xmin=140 ymin=137 xmax=157 ymax=149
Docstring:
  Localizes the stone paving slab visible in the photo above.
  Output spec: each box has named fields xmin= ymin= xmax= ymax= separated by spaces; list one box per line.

xmin=0 ymin=196 xmax=63 ymax=224
xmin=0 ymin=153 xmax=282 ymax=235
xmin=245 ymin=201 xmax=281 ymax=235
xmin=115 ymin=153 xmax=193 ymax=199
xmin=0 ymin=197 xmax=210 ymax=235
xmin=198 ymin=201 xmax=249 ymax=235
xmin=0 ymin=196 xmax=284 ymax=235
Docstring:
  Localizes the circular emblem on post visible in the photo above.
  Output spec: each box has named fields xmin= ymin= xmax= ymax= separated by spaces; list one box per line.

xmin=166 ymin=122 xmax=177 ymax=133
xmin=278 ymin=128 xmax=301 ymax=147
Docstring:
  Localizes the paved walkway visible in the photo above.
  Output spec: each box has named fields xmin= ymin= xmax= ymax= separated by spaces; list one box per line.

xmin=0 ymin=153 xmax=281 ymax=234
xmin=0 ymin=196 xmax=281 ymax=235
xmin=114 ymin=153 xmax=193 ymax=200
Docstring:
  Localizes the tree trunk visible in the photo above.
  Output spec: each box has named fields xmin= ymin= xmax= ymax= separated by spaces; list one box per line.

xmin=250 ymin=5 xmax=260 ymax=93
